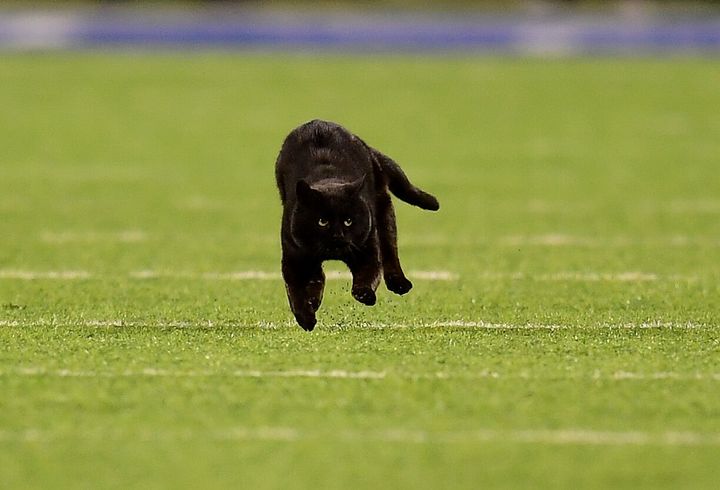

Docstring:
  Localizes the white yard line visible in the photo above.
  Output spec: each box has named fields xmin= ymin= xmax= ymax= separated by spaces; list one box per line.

xmin=5 ymin=367 xmax=387 ymax=380
xmin=464 ymin=429 xmax=720 ymax=446
xmin=39 ymin=230 xmax=147 ymax=244
xmin=540 ymin=271 xmax=660 ymax=282
xmin=403 ymin=234 xmax=720 ymax=248
xmin=343 ymin=428 xmax=720 ymax=446
xmin=500 ymin=234 xmax=720 ymax=248
xmin=130 ymin=270 xmax=459 ymax=281
xmin=501 ymin=234 xmax=594 ymax=247
xmin=476 ymin=271 xmax=667 ymax=282
xmin=0 ymin=319 xmax=257 ymax=328
xmin=129 ymin=270 xmax=284 ymax=280
xmin=408 ymin=270 xmax=459 ymax=280
xmin=229 ymin=369 xmax=387 ymax=379
xmin=1 ymin=269 xmax=712 ymax=283
xmin=602 ymin=371 xmax=720 ymax=381
xmin=3 ymin=367 xmax=718 ymax=382
xmin=427 ymin=320 xmax=712 ymax=329
xmin=0 ymin=319 xmax=714 ymax=330
xmin=0 ymin=270 xmax=92 ymax=280
xmin=29 ymin=230 xmax=720 ymax=247
xmin=1 ymin=426 xmax=718 ymax=446
xmin=0 ymin=269 xmax=459 ymax=281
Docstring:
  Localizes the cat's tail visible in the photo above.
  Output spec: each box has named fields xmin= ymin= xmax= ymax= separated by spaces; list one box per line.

xmin=370 ymin=148 xmax=440 ymax=211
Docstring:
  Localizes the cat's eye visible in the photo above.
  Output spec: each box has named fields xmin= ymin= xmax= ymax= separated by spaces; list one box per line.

xmin=318 ymin=218 xmax=329 ymax=227
xmin=343 ymin=218 xmax=353 ymax=227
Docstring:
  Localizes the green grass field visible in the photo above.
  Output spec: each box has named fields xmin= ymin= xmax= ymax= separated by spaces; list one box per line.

xmin=1 ymin=54 xmax=719 ymax=488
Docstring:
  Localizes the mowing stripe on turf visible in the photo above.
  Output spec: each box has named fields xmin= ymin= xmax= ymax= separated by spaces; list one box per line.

xmin=1 ymin=427 xmax=719 ymax=446
xmin=3 ymin=367 xmax=718 ymax=381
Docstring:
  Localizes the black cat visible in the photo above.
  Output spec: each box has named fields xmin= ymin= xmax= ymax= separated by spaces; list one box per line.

xmin=275 ymin=120 xmax=439 ymax=331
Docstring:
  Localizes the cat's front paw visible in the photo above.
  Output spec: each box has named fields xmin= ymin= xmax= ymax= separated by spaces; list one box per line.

xmin=294 ymin=312 xmax=317 ymax=331
xmin=352 ymin=287 xmax=377 ymax=306
xmin=385 ymin=274 xmax=413 ymax=295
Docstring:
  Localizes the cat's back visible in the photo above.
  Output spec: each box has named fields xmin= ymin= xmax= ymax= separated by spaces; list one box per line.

xmin=289 ymin=119 xmax=350 ymax=148
xmin=275 ymin=120 xmax=371 ymax=202
xmin=277 ymin=120 xmax=356 ymax=167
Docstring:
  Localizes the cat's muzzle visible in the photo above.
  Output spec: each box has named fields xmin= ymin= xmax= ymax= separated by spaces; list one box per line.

xmin=322 ymin=241 xmax=350 ymax=260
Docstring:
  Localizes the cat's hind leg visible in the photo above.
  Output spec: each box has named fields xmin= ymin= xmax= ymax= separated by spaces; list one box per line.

xmin=282 ymin=257 xmax=324 ymax=331
xmin=376 ymin=192 xmax=413 ymax=295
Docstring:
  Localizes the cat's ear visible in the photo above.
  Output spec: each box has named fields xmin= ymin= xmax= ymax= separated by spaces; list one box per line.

xmin=348 ymin=174 xmax=367 ymax=197
xmin=296 ymin=180 xmax=322 ymax=205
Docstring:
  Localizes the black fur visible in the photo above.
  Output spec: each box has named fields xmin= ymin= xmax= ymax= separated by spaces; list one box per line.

xmin=275 ymin=120 xmax=439 ymax=331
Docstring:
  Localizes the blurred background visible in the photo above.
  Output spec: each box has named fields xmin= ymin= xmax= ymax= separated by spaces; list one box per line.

xmin=1 ymin=1 xmax=720 ymax=54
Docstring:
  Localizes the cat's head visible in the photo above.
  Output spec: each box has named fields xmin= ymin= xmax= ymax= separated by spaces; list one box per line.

xmin=291 ymin=177 xmax=372 ymax=258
